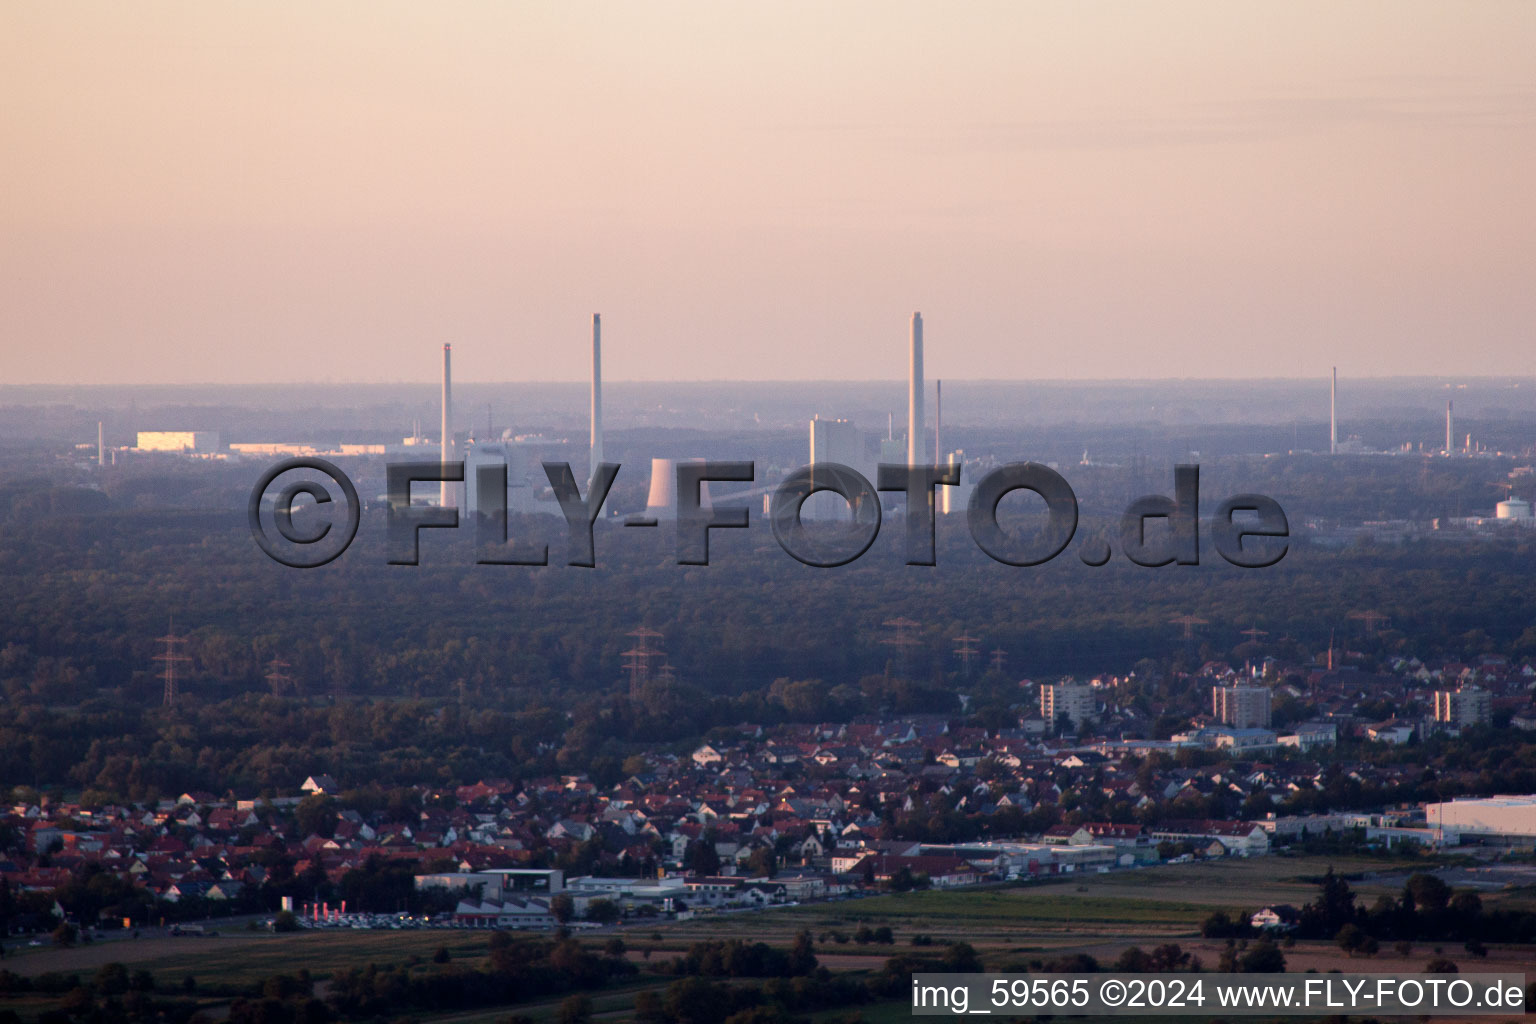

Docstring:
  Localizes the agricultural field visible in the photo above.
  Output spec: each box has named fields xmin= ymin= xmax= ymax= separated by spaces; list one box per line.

xmin=4 ymin=854 xmax=1524 ymax=1023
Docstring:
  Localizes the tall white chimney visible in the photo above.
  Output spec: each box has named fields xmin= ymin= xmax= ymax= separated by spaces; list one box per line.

xmin=1446 ymin=400 xmax=1454 ymax=454
xmin=440 ymin=343 xmax=455 ymax=507
xmin=934 ymin=379 xmax=942 ymax=465
xmin=907 ymin=312 xmax=924 ymax=466
xmin=591 ymin=313 xmax=603 ymax=480
xmin=1330 ymin=367 xmax=1337 ymax=455
xmin=97 ymin=421 xmax=105 ymax=468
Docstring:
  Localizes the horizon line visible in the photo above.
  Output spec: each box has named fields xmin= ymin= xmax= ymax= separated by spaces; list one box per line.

xmin=2 ymin=374 xmax=1530 ymax=391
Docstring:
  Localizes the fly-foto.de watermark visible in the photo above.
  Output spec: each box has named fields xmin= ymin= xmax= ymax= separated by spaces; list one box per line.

xmin=248 ymin=458 xmax=1288 ymax=570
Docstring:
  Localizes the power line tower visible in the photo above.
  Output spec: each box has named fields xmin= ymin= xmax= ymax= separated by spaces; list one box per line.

xmin=1348 ymin=609 xmax=1389 ymax=639
xmin=155 ymin=620 xmax=191 ymax=708
xmin=1169 ymin=614 xmax=1209 ymax=642
xmin=989 ymin=647 xmax=1007 ymax=674
xmin=622 ymin=628 xmax=665 ymax=698
xmin=1240 ymin=624 xmax=1269 ymax=646
xmin=954 ymin=634 xmax=980 ymax=677
xmin=881 ymin=617 xmax=921 ymax=680
xmin=265 ymin=658 xmax=297 ymax=697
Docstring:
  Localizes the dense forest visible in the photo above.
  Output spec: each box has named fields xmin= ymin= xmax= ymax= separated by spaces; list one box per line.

xmin=2 ymin=472 xmax=1535 ymax=703
xmin=3 ymin=444 xmax=1536 ymax=797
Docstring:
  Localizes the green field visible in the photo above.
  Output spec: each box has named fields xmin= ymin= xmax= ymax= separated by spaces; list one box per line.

xmin=657 ymin=854 xmax=1439 ymax=944
xmin=4 ymin=928 xmax=498 ymax=988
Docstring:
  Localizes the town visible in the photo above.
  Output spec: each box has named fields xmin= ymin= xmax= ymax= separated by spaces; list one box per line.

xmin=5 ymin=647 xmax=1534 ymax=945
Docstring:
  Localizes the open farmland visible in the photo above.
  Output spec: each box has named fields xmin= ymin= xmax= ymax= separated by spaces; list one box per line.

xmin=5 ymin=854 xmax=1524 ymax=1024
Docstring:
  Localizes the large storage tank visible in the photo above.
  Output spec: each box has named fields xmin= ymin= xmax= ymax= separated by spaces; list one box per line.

xmin=1495 ymin=498 xmax=1533 ymax=521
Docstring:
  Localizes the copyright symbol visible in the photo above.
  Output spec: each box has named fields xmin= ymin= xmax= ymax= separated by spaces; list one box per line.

xmin=248 ymin=458 xmax=360 ymax=568
xmin=1100 ymin=979 xmax=1126 ymax=1007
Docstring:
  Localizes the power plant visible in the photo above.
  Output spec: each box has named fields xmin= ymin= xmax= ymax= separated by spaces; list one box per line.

xmin=414 ymin=319 xmax=1504 ymax=529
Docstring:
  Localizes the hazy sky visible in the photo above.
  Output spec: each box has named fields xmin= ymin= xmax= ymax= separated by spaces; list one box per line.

xmin=4 ymin=2 xmax=1534 ymax=385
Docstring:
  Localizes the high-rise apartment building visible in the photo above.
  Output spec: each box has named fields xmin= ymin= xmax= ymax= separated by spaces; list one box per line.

xmin=1040 ymin=681 xmax=1096 ymax=731
xmin=1433 ymin=687 xmax=1491 ymax=728
xmin=1212 ymin=684 xmax=1273 ymax=729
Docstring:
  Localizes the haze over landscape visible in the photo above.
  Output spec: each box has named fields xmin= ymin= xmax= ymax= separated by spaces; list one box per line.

xmin=6 ymin=6 xmax=1536 ymax=1024
xmin=4 ymin=2 xmax=1535 ymax=385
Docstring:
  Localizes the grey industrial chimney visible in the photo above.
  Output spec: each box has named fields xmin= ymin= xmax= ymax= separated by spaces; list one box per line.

xmin=440 ymin=343 xmax=455 ymax=507
xmin=1330 ymin=367 xmax=1337 ymax=455
xmin=907 ymin=312 xmax=924 ymax=466
xmin=591 ymin=313 xmax=603 ymax=481
xmin=934 ymin=379 xmax=942 ymax=466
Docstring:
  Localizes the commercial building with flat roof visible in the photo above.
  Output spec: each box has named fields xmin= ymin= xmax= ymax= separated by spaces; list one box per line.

xmin=137 ymin=431 xmax=220 ymax=453
xmin=415 ymin=867 xmax=562 ymax=901
xmin=1424 ymin=795 xmax=1536 ymax=838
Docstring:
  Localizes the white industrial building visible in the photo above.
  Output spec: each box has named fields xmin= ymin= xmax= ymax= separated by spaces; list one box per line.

xmin=453 ymin=896 xmax=557 ymax=929
xmin=136 ymin=431 xmax=221 ymax=453
xmin=1424 ymin=795 xmax=1536 ymax=839
xmin=463 ymin=439 xmax=551 ymax=517
xmin=809 ymin=416 xmax=863 ymax=470
xmin=1496 ymin=498 xmax=1533 ymax=522
xmin=807 ymin=416 xmax=869 ymax=519
xmin=938 ymin=450 xmax=975 ymax=515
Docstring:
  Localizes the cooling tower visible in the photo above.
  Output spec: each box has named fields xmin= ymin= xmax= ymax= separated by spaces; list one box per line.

xmin=645 ymin=458 xmax=711 ymax=519
xmin=645 ymin=458 xmax=676 ymax=515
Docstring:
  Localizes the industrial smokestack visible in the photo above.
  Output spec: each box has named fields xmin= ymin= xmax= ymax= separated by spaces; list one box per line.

xmin=440 ymin=343 xmax=455 ymax=508
xmin=1446 ymin=400 xmax=1454 ymax=455
xmin=907 ymin=312 xmax=924 ymax=466
xmin=1330 ymin=367 xmax=1337 ymax=455
xmin=97 ymin=421 xmax=105 ymax=468
xmin=591 ymin=313 xmax=603 ymax=481
xmin=934 ymin=379 xmax=942 ymax=466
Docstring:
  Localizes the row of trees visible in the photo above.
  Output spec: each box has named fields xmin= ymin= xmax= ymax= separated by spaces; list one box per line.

xmin=1206 ymin=867 xmax=1536 ymax=952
